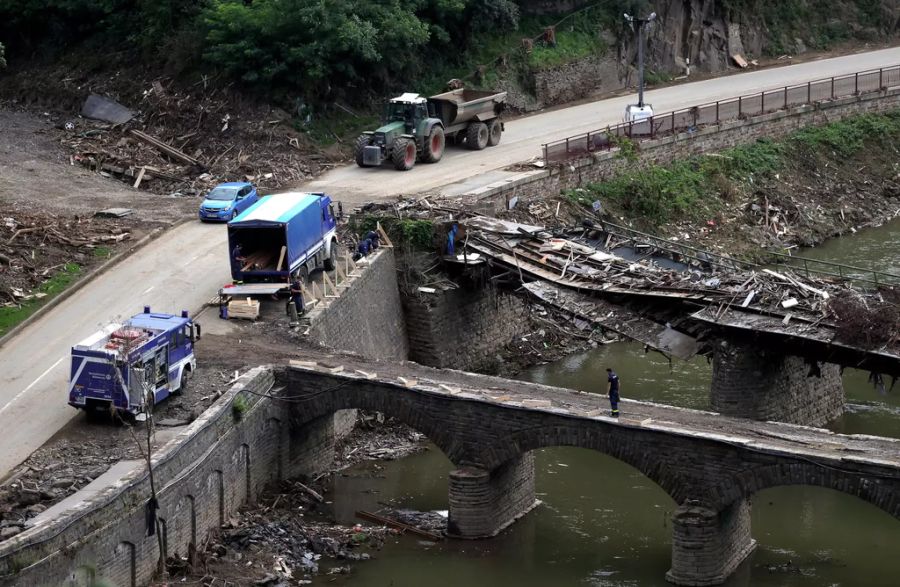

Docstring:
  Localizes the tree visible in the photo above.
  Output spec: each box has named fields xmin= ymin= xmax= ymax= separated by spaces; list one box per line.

xmin=0 ymin=42 xmax=6 ymax=70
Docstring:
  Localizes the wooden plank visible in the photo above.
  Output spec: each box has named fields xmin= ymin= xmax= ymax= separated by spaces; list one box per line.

xmin=132 ymin=166 xmax=146 ymax=189
xmin=355 ymin=510 xmax=442 ymax=542
xmin=376 ymin=221 xmax=394 ymax=248
xmin=129 ymin=129 xmax=201 ymax=166
xmin=322 ymin=272 xmax=339 ymax=298
xmin=276 ymin=246 xmax=287 ymax=272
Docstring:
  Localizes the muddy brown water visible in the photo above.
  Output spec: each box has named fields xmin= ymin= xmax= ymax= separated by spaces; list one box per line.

xmin=315 ymin=219 xmax=900 ymax=587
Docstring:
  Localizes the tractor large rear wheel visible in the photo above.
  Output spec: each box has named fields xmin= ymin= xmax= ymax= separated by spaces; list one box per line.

xmin=488 ymin=119 xmax=502 ymax=146
xmin=392 ymin=138 xmax=417 ymax=171
xmin=355 ymin=134 xmax=372 ymax=167
xmin=466 ymin=122 xmax=489 ymax=150
xmin=422 ymin=125 xmax=445 ymax=163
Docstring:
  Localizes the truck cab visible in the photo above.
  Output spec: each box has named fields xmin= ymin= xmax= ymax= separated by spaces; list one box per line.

xmin=68 ymin=307 xmax=200 ymax=418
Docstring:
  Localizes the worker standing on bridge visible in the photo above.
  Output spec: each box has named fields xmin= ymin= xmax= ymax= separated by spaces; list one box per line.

xmin=606 ymin=368 xmax=620 ymax=418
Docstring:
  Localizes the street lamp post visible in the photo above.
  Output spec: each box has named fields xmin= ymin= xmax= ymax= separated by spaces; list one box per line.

xmin=624 ymin=12 xmax=656 ymax=108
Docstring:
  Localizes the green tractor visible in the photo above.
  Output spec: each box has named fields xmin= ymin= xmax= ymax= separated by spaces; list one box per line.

xmin=355 ymin=89 xmax=507 ymax=171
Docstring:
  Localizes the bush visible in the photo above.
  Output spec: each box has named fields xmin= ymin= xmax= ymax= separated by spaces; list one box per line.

xmin=0 ymin=42 xmax=6 ymax=69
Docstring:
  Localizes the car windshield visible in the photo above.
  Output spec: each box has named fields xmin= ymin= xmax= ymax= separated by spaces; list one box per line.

xmin=206 ymin=187 xmax=239 ymax=201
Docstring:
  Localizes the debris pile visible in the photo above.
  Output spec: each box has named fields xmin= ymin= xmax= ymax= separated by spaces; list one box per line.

xmin=0 ymin=206 xmax=133 ymax=304
xmin=62 ymin=81 xmax=335 ymax=196
xmin=827 ymin=288 xmax=900 ymax=349
xmin=333 ymin=413 xmax=428 ymax=470
xmin=167 ymin=478 xmax=392 ymax=586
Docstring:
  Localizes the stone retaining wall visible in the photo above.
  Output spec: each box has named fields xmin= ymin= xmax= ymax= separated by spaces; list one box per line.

xmin=402 ymin=284 xmax=530 ymax=372
xmin=463 ymin=89 xmax=900 ymax=214
xmin=0 ymin=367 xmax=277 ymax=587
xmin=710 ymin=340 xmax=845 ymax=426
xmin=306 ymin=248 xmax=408 ymax=361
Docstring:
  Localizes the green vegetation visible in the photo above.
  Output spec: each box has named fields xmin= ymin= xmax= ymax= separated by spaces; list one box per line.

xmin=354 ymin=216 xmax=435 ymax=251
xmin=232 ymin=393 xmax=249 ymax=420
xmin=0 ymin=1 xmax=894 ymax=108
xmin=572 ymin=111 xmax=900 ymax=228
xmin=0 ymin=263 xmax=81 ymax=336
xmin=92 ymin=246 xmax=112 ymax=259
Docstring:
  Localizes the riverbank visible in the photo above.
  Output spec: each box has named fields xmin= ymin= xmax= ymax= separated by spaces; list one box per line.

xmin=154 ymin=416 xmax=429 ymax=586
xmin=559 ymin=110 xmax=900 ymax=261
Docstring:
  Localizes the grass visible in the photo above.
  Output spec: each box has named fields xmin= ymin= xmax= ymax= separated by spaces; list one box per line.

xmin=92 ymin=246 xmax=112 ymax=259
xmin=298 ymin=109 xmax=381 ymax=147
xmin=571 ymin=111 xmax=900 ymax=229
xmin=0 ymin=263 xmax=82 ymax=337
xmin=528 ymin=28 xmax=607 ymax=70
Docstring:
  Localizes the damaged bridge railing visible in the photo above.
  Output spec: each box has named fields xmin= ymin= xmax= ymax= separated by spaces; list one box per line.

xmin=593 ymin=219 xmax=900 ymax=287
xmin=543 ymin=64 xmax=900 ymax=163
xmin=769 ymin=253 xmax=900 ymax=287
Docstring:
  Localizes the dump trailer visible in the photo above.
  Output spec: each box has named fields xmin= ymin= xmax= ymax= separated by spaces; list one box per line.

xmin=68 ymin=307 xmax=200 ymax=417
xmin=227 ymin=192 xmax=338 ymax=284
xmin=356 ymin=87 xmax=507 ymax=171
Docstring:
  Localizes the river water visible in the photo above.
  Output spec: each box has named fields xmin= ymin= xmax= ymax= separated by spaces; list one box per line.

xmin=315 ymin=219 xmax=900 ymax=587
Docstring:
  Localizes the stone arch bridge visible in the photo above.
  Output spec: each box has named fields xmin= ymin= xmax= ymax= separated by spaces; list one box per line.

xmin=284 ymin=357 xmax=900 ymax=586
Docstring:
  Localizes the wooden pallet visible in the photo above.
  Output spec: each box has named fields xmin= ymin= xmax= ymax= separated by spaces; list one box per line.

xmin=227 ymin=297 xmax=260 ymax=320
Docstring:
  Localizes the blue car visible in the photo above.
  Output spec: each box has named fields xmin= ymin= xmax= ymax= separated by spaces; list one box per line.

xmin=198 ymin=182 xmax=259 ymax=222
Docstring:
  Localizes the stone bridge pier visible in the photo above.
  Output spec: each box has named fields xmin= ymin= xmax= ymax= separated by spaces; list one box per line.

xmin=447 ymin=453 xmax=538 ymax=538
xmin=709 ymin=340 xmax=844 ymax=426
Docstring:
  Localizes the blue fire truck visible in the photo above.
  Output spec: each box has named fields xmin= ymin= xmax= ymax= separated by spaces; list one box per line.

xmin=68 ymin=306 xmax=200 ymax=417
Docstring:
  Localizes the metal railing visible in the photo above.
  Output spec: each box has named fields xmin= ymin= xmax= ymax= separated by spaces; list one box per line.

xmin=598 ymin=220 xmax=752 ymax=272
xmin=769 ymin=253 xmax=900 ymax=287
xmin=543 ymin=64 xmax=900 ymax=162
xmin=597 ymin=220 xmax=900 ymax=287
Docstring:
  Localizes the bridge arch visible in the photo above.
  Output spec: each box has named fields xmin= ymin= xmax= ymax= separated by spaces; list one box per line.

xmin=481 ymin=422 xmax=698 ymax=505
xmin=710 ymin=463 xmax=900 ymax=520
xmin=284 ymin=382 xmax=466 ymax=465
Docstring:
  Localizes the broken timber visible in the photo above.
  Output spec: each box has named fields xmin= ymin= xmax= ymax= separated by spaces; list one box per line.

xmin=129 ymin=129 xmax=202 ymax=167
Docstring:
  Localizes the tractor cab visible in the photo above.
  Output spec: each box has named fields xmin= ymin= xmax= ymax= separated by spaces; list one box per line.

xmin=384 ymin=93 xmax=428 ymax=133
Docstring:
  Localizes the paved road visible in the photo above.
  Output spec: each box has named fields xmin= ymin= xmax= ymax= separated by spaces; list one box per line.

xmin=306 ymin=46 xmax=900 ymax=200
xmin=2 ymin=46 xmax=899 ymax=479
xmin=0 ymin=223 xmax=230 ymax=477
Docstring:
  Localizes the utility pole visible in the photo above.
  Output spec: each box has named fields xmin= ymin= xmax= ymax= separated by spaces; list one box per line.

xmin=624 ymin=11 xmax=656 ymax=108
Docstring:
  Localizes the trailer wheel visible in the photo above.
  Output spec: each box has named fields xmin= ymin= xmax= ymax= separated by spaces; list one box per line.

xmin=422 ymin=125 xmax=445 ymax=163
xmin=177 ymin=370 xmax=188 ymax=394
xmin=466 ymin=122 xmax=489 ymax=150
xmin=392 ymin=138 xmax=416 ymax=171
xmin=488 ymin=119 xmax=502 ymax=146
xmin=355 ymin=134 xmax=372 ymax=167
xmin=324 ymin=241 xmax=338 ymax=271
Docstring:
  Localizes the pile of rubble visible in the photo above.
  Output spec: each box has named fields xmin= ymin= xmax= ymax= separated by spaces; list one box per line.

xmin=166 ymin=478 xmax=393 ymax=586
xmin=0 ymin=205 xmax=133 ymax=304
xmin=62 ymin=82 xmax=336 ymax=196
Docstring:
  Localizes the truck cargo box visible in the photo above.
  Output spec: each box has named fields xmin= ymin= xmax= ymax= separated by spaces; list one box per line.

xmin=428 ymin=88 xmax=507 ymax=130
xmin=227 ymin=192 xmax=337 ymax=282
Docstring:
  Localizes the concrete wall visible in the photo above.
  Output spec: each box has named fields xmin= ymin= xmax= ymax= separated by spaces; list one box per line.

xmin=0 ymin=368 xmax=278 ymax=587
xmin=403 ymin=284 xmax=530 ymax=372
xmin=460 ymin=89 xmax=900 ymax=214
xmin=710 ymin=340 xmax=844 ymax=426
xmin=306 ymin=248 xmax=408 ymax=361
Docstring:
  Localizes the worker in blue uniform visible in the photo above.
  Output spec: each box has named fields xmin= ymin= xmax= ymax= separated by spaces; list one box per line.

xmin=606 ymin=368 xmax=620 ymax=418
xmin=289 ymin=276 xmax=305 ymax=318
xmin=231 ymin=243 xmax=246 ymax=278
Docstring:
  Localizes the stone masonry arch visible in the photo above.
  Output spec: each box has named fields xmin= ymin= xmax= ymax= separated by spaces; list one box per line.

xmin=488 ymin=423 xmax=696 ymax=505
xmin=711 ymin=463 xmax=900 ymax=521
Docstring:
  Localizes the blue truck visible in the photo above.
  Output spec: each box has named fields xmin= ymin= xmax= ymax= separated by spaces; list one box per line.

xmin=227 ymin=192 xmax=339 ymax=283
xmin=68 ymin=307 xmax=200 ymax=417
